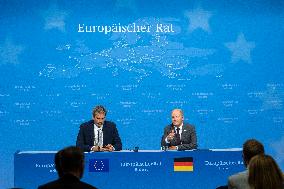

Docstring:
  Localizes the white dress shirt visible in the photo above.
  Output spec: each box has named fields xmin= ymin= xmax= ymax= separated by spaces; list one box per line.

xmin=94 ymin=124 xmax=104 ymax=147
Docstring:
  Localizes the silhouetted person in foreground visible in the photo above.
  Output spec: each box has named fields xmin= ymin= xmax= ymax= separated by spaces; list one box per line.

xmin=228 ymin=139 xmax=264 ymax=189
xmin=38 ymin=146 xmax=97 ymax=189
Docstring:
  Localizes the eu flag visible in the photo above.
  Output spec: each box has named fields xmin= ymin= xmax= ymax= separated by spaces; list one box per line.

xmin=89 ymin=159 xmax=109 ymax=172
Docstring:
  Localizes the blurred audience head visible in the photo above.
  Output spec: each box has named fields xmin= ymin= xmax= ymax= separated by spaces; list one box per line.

xmin=242 ymin=139 xmax=264 ymax=167
xmin=59 ymin=146 xmax=85 ymax=179
xmin=248 ymin=154 xmax=283 ymax=189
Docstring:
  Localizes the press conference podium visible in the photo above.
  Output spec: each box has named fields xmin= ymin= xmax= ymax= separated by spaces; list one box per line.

xmin=14 ymin=149 xmax=244 ymax=189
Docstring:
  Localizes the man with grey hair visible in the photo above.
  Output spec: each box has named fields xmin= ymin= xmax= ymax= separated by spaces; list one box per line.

xmin=161 ymin=109 xmax=197 ymax=150
xmin=76 ymin=105 xmax=122 ymax=152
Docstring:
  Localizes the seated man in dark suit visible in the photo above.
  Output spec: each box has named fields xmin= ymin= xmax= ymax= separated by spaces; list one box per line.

xmin=76 ymin=105 xmax=122 ymax=152
xmin=161 ymin=109 xmax=197 ymax=150
xmin=38 ymin=146 xmax=97 ymax=189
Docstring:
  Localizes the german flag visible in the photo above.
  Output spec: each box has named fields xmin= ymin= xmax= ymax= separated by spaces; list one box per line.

xmin=174 ymin=157 xmax=193 ymax=172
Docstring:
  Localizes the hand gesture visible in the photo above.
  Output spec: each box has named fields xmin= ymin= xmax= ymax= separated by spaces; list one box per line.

xmin=166 ymin=129 xmax=175 ymax=141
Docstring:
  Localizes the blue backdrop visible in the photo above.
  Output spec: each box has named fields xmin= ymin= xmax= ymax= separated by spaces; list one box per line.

xmin=0 ymin=0 xmax=284 ymax=188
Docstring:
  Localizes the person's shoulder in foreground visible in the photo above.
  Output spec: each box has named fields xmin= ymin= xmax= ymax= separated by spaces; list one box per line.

xmin=38 ymin=174 xmax=98 ymax=189
xmin=228 ymin=170 xmax=249 ymax=189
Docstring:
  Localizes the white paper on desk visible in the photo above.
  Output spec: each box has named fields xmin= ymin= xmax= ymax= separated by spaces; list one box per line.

xmin=17 ymin=151 xmax=57 ymax=154
xmin=209 ymin=148 xmax=242 ymax=151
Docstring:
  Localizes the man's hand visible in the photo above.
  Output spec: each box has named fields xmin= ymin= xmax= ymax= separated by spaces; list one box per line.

xmin=102 ymin=144 xmax=114 ymax=152
xmin=169 ymin=146 xmax=177 ymax=150
xmin=166 ymin=129 xmax=175 ymax=141
xmin=91 ymin=146 xmax=101 ymax=152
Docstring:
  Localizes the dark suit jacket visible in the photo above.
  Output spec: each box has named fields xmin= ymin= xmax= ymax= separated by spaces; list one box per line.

xmin=161 ymin=123 xmax=197 ymax=150
xmin=76 ymin=120 xmax=122 ymax=152
xmin=38 ymin=174 xmax=97 ymax=189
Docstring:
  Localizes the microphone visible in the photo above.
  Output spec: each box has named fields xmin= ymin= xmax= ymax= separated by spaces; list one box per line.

xmin=133 ymin=147 xmax=139 ymax=152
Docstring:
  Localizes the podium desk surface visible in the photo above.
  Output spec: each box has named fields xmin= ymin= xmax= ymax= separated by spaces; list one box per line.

xmin=15 ymin=149 xmax=244 ymax=189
